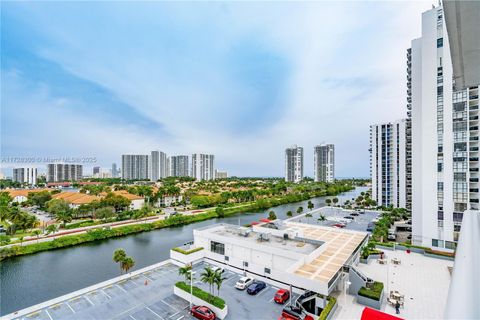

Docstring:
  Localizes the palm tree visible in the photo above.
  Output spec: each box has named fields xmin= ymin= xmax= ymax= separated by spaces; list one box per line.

xmin=121 ymin=257 xmax=135 ymax=274
xmin=55 ymin=210 xmax=72 ymax=228
xmin=46 ymin=224 xmax=58 ymax=235
xmin=332 ymin=197 xmax=339 ymax=206
xmin=200 ymin=267 xmax=216 ymax=301
xmin=32 ymin=230 xmax=41 ymax=243
xmin=286 ymin=210 xmax=293 ymax=218
xmin=178 ymin=265 xmax=192 ymax=282
xmin=307 ymin=201 xmax=314 ymax=211
xmin=113 ymin=249 xmax=127 ymax=274
xmin=214 ymin=270 xmax=227 ymax=297
xmin=19 ymin=236 xmax=24 ymax=246
xmin=296 ymin=206 xmax=303 ymax=215
xmin=268 ymin=210 xmax=277 ymax=220
xmin=318 ymin=214 xmax=326 ymax=222
xmin=325 ymin=198 xmax=332 ymax=206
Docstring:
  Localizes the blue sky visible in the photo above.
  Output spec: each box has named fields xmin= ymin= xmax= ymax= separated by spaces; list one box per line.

xmin=1 ymin=1 xmax=432 ymax=178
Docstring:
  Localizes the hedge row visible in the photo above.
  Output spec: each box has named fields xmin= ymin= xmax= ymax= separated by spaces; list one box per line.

xmin=175 ymin=281 xmax=225 ymax=309
xmin=319 ymin=296 xmax=337 ymax=320
xmin=171 ymin=247 xmax=204 ymax=255
xmin=358 ymin=281 xmax=384 ymax=301
xmin=0 ymin=212 xmax=217 ymax=261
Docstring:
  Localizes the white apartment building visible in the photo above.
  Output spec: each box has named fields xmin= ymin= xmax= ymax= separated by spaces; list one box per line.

xmin=285 ymin=145 xmax=303 ymax=183
xmin=12 ymin=167 xmax=37 ymax=185
xmin=47 ymin=164 xmax=83 ymax=182
xmin=314 ymin=144 xmax=335 ymax=183
xmin=191 ymin=153 xmax=214 ymax=181
xmin=121 ymin=155 xmax=149 ymax=180
xmin=369 ymin=120 xmax=407 ymax=208
xmin=150 ymin=151 xmax=168 ymax=181
xmin=169 ymin=155 xmax=189 ymax=177
xmin=410 ymin=5 xmax=480 ymax=250
xmin=215 ymin=170 xmax=228 ymax=179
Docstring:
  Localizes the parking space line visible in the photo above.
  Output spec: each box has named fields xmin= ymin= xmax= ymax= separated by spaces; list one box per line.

xmin=174 ymin=316 xmax=184 ymax=320
xmin=84 ymin=295 xmax=95 ymax=306
xmin=256 ymin=287 xmax=270 ymax=298
xmin=66 ymin=302 xmax=76 ymax=313
xmin=146 ymin=306 xmax=164 ymax=319
xmin=102 ymin=289 xmax=112 ymax=299
xmin=161 ymin=299 xmax=174 ymax=309
xmin=169 ymin=311 xmax=180 ymax=319
xmin=129 ymin=315 xmax=137 ymax=320
xmin=45 ymin=309 xmax=54 ymax=320
xmin=116 ymin=284 xmax=128 ymax=293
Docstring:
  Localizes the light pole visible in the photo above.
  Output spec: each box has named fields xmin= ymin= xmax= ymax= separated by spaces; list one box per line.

xmin=344 ymin=278 xmax=351 ymax=307
xmin=189 ymin=270 xmax=196 ymax=309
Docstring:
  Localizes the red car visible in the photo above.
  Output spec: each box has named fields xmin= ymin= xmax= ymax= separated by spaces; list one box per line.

xmin=274 ymin=289 xmax=290 ymax=304
xmin=191 ymin=305 xmax=216 ymax=320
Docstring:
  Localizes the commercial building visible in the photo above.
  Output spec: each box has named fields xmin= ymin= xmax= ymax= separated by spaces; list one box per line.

xmin=369 ymin=120 xmax=407 ymax=208
xmin=12 ymin=167 xmax=37 ymax=185
xmin=285 ymin=145 xmax=303 ymax=183
xmin=169 ymin=155 xmax=189 ymax=177
xmin=121 ymin=155 xmax=149 ymax=180
xmin=150 ymin=151 xmax=168 ymax=181
xmin=410 ymin=5 xmax=480 ymax=250
xmin=191 ymin=153 xmax=214 ymax=181
xmin=215 ymin=170 xmax=228 ymax=179
xmin=92 ymin=166 xmax=100 ymax=176
xmin=314 ymin=144 xmax=335 ymax=183
xmin=47 ymin=164 xmax=83 ymax=182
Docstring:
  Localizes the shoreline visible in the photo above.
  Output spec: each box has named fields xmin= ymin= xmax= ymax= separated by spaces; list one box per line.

xmin=0 ymin=186 xmax=355 ymax=261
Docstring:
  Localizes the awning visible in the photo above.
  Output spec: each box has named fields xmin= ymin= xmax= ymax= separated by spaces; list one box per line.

xmin=361 ymin=307 xmax=403 ymax=320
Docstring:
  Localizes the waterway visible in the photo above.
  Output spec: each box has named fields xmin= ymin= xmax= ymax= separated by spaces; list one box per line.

xmin=0 ymin=187 xmax=368 ymax=315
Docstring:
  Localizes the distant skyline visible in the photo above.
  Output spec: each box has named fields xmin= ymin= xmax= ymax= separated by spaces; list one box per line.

xmin=1 ymin=1 xmax=433 ymax=177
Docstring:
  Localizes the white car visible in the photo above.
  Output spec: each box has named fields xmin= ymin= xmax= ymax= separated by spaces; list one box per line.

xmin=211 ymin=266 xmax=225 ymax=274
xmin=235 ymin=277 xmax=254 ymax=290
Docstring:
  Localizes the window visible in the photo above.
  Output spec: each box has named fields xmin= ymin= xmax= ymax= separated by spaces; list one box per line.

xmin=445 ymin=241 xmax=456 ymax=250
xmin=224 ymin=256 xmax=229 ymax=261
xmin=437 ymin=38 xmax=443 ymax=48
xmin=264 ymin=268 xmax=271 ymax=274
xmin=210 ymin=241 xmax=225 ymax=255
xmin=432 ymin=239 xmax=439 ymax=247
xmin=243 ymin=261 xmax=248 ymax=267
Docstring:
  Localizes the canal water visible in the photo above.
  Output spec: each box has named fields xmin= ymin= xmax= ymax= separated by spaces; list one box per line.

xmin=0 ymin=187 xmax=368 ymax=315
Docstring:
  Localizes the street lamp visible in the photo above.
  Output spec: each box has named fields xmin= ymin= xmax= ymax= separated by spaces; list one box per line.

xmin=189 ymin=270 xmax=196 ymax=308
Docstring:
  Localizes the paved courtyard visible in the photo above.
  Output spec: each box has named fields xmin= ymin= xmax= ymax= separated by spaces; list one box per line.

xmin=333 ymin=249 xmax=453 ymax=319
xmin=11 ymin=261 xmax=297 ymax=320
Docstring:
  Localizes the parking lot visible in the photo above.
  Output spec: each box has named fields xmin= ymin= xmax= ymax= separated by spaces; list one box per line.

xmin=13 ymin=261 xmax=298 ymax=320
xmin=191 ymin=262 xmax=300 ymax=320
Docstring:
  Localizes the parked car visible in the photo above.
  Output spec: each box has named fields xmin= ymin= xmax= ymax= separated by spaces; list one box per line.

xmin=247 ymin=280 xmax=267 ymax=295
xmin=274 ymin=288 xmax=290 ymax=304
xmin=191 ymin=306 xmax=216 ymax=320
xmin=387 ymin=230 xmax=396 ymax=241
xmin=281 ymin=306 xmax=303 ymax=320
xmin=211 ymin=266 xmax=225 ymax=274
xmin=235 ymin=276 xmax=254 ymax=290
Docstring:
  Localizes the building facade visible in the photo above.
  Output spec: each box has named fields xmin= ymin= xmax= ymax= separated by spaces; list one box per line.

xmin=215 ymin=170 xmax=228 ymax=179
xmin=191 ymin=153 xmax=214 ymax=181
xmin=150 ymin=151 xmax=168 ymax=181
xmin=47 ymin=164 xmax=83 ymax=182
xmin=169 ymin=155 xmax=189 ymax=177
xmin=121 ymin=155 xmax=149 ymax=180
xmin=410 ymin=5 xmax=480 ymax=250
xmin=285 ymin=145 xmax=303 ymax=183
xmin=92 ymin=166 xmax=100 ymax=175
xmin=314 ymin=144 xmax=335 ymax=183
xmin=369 ymin=120 xmax=407 ymax=208
xmin=12 ymin=167 xmax=37 ymax=185
xmin=111 ymin=163 xmax=118 ymax=178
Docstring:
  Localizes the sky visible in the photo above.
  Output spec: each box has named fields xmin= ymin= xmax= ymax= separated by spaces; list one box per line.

xmin=1 ymin=1 xmax=433 ymax=178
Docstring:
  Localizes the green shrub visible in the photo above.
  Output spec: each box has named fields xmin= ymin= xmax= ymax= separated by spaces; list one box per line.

xmin=175 ymin=281 xmax=225 ymax=309
xmin=319 ymin=296 xmax=336 ymax=320
xmin=358 ymin=281 xmax=384 ymax=301
xmin=64 ymin=220 xmax=97 ymax=229
xmin=171 ymin=247 xmax=204 ymax=255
